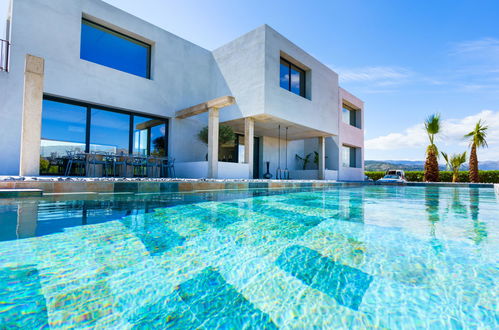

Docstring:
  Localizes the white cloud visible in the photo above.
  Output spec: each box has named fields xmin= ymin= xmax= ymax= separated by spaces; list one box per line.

xmin=451 ymin=38 xmax=499 ymax=57
xmin=365 ymin=123 xmax=426 ymax=150
xmin=366 ymin=110 xmax=499 ymax=160
xmin=447 ymin=38 xmax=499 ymax=93
xmin=336 ymin=66 xmax=412 ymax=85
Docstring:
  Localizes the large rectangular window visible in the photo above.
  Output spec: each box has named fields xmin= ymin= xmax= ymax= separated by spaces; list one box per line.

xmin=133 ymin=117 xmax=167 ymax=156
xmin=40 ymin=97 xmax=168 ymax=175
xmin=342 ymin=146 xmax=359 ymax=168
xmin=80 ymin=18 xmax=151 ymax=78
xmin=89 ymin=109 xmax=130 ymax=154
xmin=280 ymin=57 xmax=306 ymax=97
xmin=342 ymin=104 xmax=361 ymax=128
xmin=41 ymin=100 xmax=87 ymax=158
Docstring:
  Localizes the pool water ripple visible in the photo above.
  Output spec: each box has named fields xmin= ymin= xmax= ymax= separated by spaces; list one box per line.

xmin=0 ymin=186 xmax=497 ymax=328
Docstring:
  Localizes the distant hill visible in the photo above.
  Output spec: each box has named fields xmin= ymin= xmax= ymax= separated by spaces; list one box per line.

xmin=365 ymin=160 xmax=499 ymax=171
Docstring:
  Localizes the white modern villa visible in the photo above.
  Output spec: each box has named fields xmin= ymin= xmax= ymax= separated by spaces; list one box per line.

xmin=0 ymin=0 xmax=364 ymax=181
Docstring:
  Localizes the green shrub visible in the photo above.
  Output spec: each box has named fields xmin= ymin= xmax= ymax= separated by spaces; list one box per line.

xmin=365 ymin=170 xmax=499 ymax=183
xmin=40 ymin=157 xmax=50 ymax=173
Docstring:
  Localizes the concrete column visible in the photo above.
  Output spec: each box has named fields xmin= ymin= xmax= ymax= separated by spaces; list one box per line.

xmin=19 ymin=55 xmax=44 ymax=176
xmin=17 ymin=201 xmax=38 ymax=239
xmin=318 ymin=136 xmax=325 ymax=180
xmin=244 ymin=117 xmax=254 ymax=179
xmin=207 ymin=107 xmax=219 ymax=178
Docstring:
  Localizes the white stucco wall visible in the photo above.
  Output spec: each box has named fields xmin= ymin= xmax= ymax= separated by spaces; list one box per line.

xmin=338 ymin=88 xmax=365 ymax=181
xmin=263 ymin=26 xmax=340 ymax=136
xmin=0 ymin=0 xmax=364 ymax=180
xmin=175 ymin=161 xmax=250 ymax=179
xmin=212 ymin=26 xmax=266 ymax=123
xmin=260 ymin=136 xmax=305 ymax=179
xmin=0 ymin=0 xmax=222 ymax=174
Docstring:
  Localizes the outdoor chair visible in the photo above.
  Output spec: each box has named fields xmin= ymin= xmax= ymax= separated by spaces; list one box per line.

xmin=131 ymin=155 xmax=147 ymax=177
xmin=113 ymin=153 xmax=129 ymax=177
xmin=146 ymin=156 xmax=161 ymax=178
xmin=88 ymin=152 xmax=109 ymax=177
xmin=163 ymin=157 xmax=175 ymax=178
xmin=64 ymin=151 xmax=86 ymax=176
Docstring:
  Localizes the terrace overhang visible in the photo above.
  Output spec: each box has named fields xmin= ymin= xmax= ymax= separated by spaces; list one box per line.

xmin=222 ymin=114 xmax=335 ymax=141
xmin=175 ymin=96 xmax=236 ymax=179
xmin=175 ymin=96 xmax=235 ymax=119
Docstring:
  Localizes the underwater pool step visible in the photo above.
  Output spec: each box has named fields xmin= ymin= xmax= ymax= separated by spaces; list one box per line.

xmin=0 ymin=188 xmax=43 ymax=198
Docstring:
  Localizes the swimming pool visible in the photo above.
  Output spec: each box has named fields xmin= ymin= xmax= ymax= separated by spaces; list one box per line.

xmin=0 ymin=186 xmax=497 ymax=328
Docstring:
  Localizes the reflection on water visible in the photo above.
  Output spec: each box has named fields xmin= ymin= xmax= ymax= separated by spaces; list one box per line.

xmin=0 ymin=188 xmax=316 ymax=242
xmin=0 ymin=186 xmax=497 ymax=328
xmin=424 ymin=187 xmax=440 ymax=251
xmin=469 ymin=188 xmax=488 ymax=245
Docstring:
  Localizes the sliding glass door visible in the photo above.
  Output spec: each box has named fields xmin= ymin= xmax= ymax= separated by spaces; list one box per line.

xmin=40 ymin=97 xmax=168 ymax=175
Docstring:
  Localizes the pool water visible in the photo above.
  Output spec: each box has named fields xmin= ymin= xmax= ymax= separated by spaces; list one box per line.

xmin=0 ymin=186 xmax=497 ymax=328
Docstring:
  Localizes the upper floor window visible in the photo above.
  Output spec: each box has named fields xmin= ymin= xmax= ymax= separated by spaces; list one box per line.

xmin=80 ymin=18 xmax=151 ymax=78
xmin=280 ymin=57 xmax=306 ymax=97
xmin=342 ymin=145 xmax=360 ymax=168
xmin=342 ymin=104 xmax=361 ymax=128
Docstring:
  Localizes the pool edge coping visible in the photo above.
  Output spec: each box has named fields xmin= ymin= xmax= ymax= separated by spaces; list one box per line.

xmin=0 ymin=179 xmax=496 ymax=198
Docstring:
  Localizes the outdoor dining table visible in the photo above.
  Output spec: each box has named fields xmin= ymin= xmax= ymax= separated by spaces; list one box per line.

xmin=67 ymin=153 xmax=170 ymax=178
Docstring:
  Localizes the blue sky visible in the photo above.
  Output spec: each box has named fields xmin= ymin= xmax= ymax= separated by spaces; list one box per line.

xmin=2 ymin=0 xmax=498 ymax=161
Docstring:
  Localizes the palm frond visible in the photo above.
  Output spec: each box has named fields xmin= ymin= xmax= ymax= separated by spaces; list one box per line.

xmin=441 ymin=151 xmax=450 ymax=170
xmin=424 ymin=113 xmax=441 ymax=145
xmin=442 ymin=151 xmax=467 ymax=172
xmin=465 ymin=119 xmax=488 ymax=149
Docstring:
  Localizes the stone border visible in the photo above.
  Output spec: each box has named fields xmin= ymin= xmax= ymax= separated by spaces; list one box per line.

xmin=0 ymin=179 xmax=365 ymax=195
xmin=0 ymin=189 xmax=43 ymax=198
xmin=0 ymin=177 xmax=495 ymax=197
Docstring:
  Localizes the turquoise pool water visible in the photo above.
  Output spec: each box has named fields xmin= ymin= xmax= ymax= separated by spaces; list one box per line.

xmin=0 ymin=186 xmax=497 ymax=328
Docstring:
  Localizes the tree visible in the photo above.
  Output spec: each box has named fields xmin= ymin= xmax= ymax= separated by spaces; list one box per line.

xmin=464 ymin=120 xmax=488 ymax=183
xmin=152 ymin=136 xmax=166 ymax=156
xmin=423 ymin=114 xmax=441 ymax=182
xmin=441 ymin=151 xmax=467 ymax=183
xmin=197 ymin=125 xmax=235 ymax=145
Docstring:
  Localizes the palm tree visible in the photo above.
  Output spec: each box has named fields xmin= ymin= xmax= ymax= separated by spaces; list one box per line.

xmin=424 ymin=114 xmax=441 ymax=182
xmin=441 ymin=151 xmax=467 ymax=183
xmin=464 ymin=120 xmax=488 ymax=183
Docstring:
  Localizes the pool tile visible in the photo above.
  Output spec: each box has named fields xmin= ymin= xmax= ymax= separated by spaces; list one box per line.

xmin=0 ymin=265 xmax=48 ymax=328
xmin=192 ymin=204 xmax=246 ymax=228
xmin=276 ymin=245 xmax=373 ymax=311
xmin=195 ymin=182 xmax=226 ymax=191
xmin=85 ymin=182 xmax=114 ymax=193
xmin=138 ymin=182 xmax=160 ymax=193
xmin=114 ymin=182 xmax=138 ymax=193
xmin=225 ymin=182 xmax=248 ymax=190
xmin=247 ymin=203 xmax=324 ymax=228
xmin=269 ymin=182 xmax=286 ymax=189
xmin=129 ymin=293 xmax=199 ymax=328
xmin=46 ymin=280 xmax=114 ymax=328
xmin=178 ymin=182 xmax=193 ymax=191
xmin=249 ymin=182 xmax=269 ymax=189
xmin=15 ymin=181 xmax=55 ymax=193
xmin=53 ymin=182 xmax=88 ymax=193
xmin=177 ymin=267 xmax=277 ymax=328
xmin=0 ymin=182 xmax=15 ymax=189
xmin=160 ymin=182 xmax=178 ymax=192
xmin=121 ymin=215 xmax=185 ymax=256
